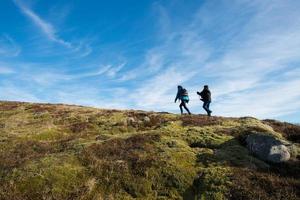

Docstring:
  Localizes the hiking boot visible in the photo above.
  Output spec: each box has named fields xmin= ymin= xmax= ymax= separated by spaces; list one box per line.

xmin=208 ymin=111 xmax=212 ymax=116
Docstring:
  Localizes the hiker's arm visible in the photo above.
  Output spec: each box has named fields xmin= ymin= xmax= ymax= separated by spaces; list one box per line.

xmin=175 ymin=93 xmax=179 ymax=103
xmin=198 ymin=91 xmax=204 ymax=96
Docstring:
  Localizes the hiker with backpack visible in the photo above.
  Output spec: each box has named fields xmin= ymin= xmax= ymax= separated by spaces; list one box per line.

xmin=197 ymin=85 xmax=212 ymax=116
xmin=175 ymin=85 xmax=191 ymax=115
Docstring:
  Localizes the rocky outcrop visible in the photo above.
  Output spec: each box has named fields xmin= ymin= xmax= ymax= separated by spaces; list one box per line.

xmin=246 ymin=134 xmax=290 ymax=163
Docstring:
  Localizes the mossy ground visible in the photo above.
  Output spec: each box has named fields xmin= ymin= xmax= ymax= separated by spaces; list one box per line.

xmin=0 ymin=101 xmax=299 ymax=200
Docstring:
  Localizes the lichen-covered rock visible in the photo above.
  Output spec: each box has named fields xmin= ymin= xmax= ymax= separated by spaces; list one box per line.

xmin=286 ymin=144 xmax=300 ymax=158
xmin=246 ymin=134 xmax=290 ymax=163
xmin=126 ymin=117 xmax=136 ymax=126
xmin=143 ymin=116 xmax=151 ymax=124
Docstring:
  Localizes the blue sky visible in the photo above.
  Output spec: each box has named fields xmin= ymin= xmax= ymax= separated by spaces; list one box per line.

xmin=0 ymin=0 xmax=300 ymax=123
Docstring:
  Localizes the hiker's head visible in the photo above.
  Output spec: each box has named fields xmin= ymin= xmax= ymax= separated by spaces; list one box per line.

xmin=178 ymin=85 xmax=183 ymax=90
xmin=204 ymin=85 xmax=209 ymax=89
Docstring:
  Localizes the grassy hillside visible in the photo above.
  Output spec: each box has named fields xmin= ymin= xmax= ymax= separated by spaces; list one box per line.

xmin=0 ymin=101 xmax=299 ymax=200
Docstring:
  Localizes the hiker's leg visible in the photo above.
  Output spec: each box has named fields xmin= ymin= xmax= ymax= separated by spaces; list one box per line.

xmin=182 ymin=101 xmax=191 ymax=115
xmin=202 ymin=102 xmax=208 ymax=112
xmin=205 ymin=102 xmax=212 ymax=116
xmin=203 ymin=102 xmax=209 ymax=115
xmin=207 ymin=102 xmax=212 ymax=112
xmin=179 ymin=102 xmax=184 ymax=114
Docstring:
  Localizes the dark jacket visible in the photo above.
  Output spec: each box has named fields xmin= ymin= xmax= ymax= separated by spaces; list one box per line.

xmin=197 ymin=89 xmax=211 ymax=102
xmin=175 ymin=88 xmax=188 ymax=102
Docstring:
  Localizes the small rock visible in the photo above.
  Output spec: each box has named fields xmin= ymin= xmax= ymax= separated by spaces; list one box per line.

xmin=143 ymin=116 xmax=151 ymax=124
xmin=126 ymin=117 xmax=136 ymax=126
xmin=246 ymin=133 xmax=290 ymax=163
xmin=269 ymin=145 xmax=290 ymax=162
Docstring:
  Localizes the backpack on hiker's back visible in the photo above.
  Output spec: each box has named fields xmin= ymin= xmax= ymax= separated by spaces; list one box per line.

xmin=181 ymin=88 xmax=189 ymax=103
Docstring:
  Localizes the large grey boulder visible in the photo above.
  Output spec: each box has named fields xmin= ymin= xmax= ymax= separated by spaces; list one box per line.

xmin=246 ymin=134 xmax=290 ymax=163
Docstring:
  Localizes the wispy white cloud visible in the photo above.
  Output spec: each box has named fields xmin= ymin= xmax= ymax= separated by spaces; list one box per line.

xmin=201 ymin=1 xmax=300 ymax=102
xmin=106 ymin=62 xmax=126 ymax=78
xmin=118 ymin=70 xmax=139 ymax=81
xmin=13 ymin=0 xmax=72 ymax=48
xmin=43 ymin=84 xmax=129 ymax=110
xmin=13 ymin=0 xmax=93 ymax=57
xmin=214 ymin=79 xmax=300 ymax=118
xmin=0 ymin=34 xmax=21 ymax=57
xmin=131 ymin=67 xmax=199 ymax=111
xmin=3 ymin=61 xmax=127 ymax=87
xmin=0 ymin=83 xmax=40 ymax=103
xmin=125 ymin=0 xmax=300 ymax=119
xmin=200 ymin=1 xmax=300 ymax=118
xmin=0 ymin=66 xmax=15 ymax=74
xmin=64 ymin=62 xmax=126 ymax=80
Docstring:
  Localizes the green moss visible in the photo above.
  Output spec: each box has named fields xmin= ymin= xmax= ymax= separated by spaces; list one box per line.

xmin=220 ymin=119 xmax=241 ymax=127
xmin=239 ymin=118 xmax=281 ymax=135
xmin=28 ymin=129 xmax=68 ymax=141
xmin=194 ymin=166 xmax=232 ymax=200
xmin=183 ymin=127 xmax=233 ymax=149
xmin=215 ymin=139 xmax=269 ymax=169
xmin=8 ymin=154 xmax=87 ymax=200
xmin=0 ymin=102 xmax=299 ymax=200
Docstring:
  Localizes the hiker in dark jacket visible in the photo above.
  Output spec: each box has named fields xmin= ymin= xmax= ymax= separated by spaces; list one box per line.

xmin=197 ymin=85 xmax=212 ymax=116
xmin=175 ymin=85 xmax=191 ymax=115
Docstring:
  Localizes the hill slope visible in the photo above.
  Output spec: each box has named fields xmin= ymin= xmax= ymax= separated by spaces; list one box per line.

xmin=0 ymin=101 xmax=299 ymax=200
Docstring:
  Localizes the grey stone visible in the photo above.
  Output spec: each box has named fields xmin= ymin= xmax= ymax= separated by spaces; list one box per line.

xmin=126 ymin=117 xmax=136 ymax=126
xmin=246 ymin=134 xmax=290 ymax=163
xmin=143 ymin=116 xmax=151 ymax=123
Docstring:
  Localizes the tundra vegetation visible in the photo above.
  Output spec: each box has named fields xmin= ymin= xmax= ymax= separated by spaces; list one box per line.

xmin=0 ymin=101 xmax=299 ymax=200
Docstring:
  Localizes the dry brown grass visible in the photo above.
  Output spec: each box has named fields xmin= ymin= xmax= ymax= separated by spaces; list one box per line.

xmin=25 ymin=104 xmax=57 ymax=113
xmin=263 ymin=119 xmax=300 ymax=143
xmin=0 ymin=137 xmax=75 ymax=172
xmin=0 ymin=103 xmax=20 ymax=111
xmin=125 ymin=111 xmax=169 ymax=129
xmin=81 ymin=133 xmax=160 ymax=174
xmin=0 ymin=142 xmax=48 ymax=173
xmin=181 ymin=115 xmax=223 ymax=127
xmin=230 ymin=168 xmax=299 ymax=200
xmin=69 ymin=121 xmax=91 ymax=133
xmin=80 ymin=133 xmax=162 ymax=197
